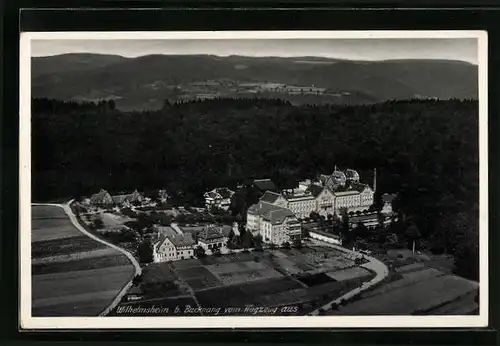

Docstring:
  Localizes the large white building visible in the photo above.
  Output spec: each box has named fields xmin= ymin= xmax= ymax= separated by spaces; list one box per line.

xmin=153 ymin=232 xmax=196 ymax=262
xmin=203 ymin=188 xmax=235 ymax=211
xmin=257 ymin=168 xmax=377 ymax=219
xmin=246 ymin=201 xmax=301 ymax=246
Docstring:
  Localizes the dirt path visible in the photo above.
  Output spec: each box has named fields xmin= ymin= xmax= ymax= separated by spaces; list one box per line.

xmin=307 ymin=239 xmax=389 ymax=316
xmin=32 ymin=201 xmax=142 ymax=316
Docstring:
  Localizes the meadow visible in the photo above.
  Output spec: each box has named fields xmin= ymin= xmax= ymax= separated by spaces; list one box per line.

xmin=31 ymin=205 xmax=134 ymax=316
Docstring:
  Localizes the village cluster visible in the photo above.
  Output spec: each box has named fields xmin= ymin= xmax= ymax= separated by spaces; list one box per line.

xmin=82 ymin=167 xmax=397 ymax=264
xmin=144 ymin=79 xmax=338 ymax=101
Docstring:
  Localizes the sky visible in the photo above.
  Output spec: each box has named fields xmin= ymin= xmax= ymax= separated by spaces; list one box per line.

xmin=31 ymin=38 xmax=478 ymax=64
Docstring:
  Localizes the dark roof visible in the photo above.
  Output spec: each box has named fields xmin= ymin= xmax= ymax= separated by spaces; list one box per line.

xmin=349 ymin=212 xmax=379 ymax=223
xmin=247 ymin=201 xmax=295 ymax=225
xmin=318 ymin=174 xmax=330 ymax=185
xmin=350 ymin=182 xmax=370 ymax=193
xmin=169 ymin=233 xmax=196 ymax=248
xmin=90 ymin=189 xmax=110 ymax=200
xmin=154 ymin=233 xmax=167 ymax=252
xmin=345 ymin=169 xmax=359 ymax=179
xmin=155 ymin=225 xmax=177 ymax=237
xmin=259 ymin=191 xmax=282 ymax=204
xmin=204 ymin=191 xmax=219 ymax=199
xmin=382 ymin=193 xmax=397 ymax=202
xmin=306 ymin=184 xmax=324 ymax=197
xmin=112 ymin=190 xmax=144 ymax=203
xmin=253 ymin=179 xmax=276 ymax=191
xmin=198 ymin=225 xmax=225 ymax=241
xmin=155 ymin=232 xmax=196 ymax=251
xmin=332 ymin=171 xmax=347 ymax=180
xmin=206 ymin=188 xmax=234 ymax=199
xmin=215 ymin=188 xmax=234 ymax=199
xmin=112 ymin=195 xmax=128 ymax=204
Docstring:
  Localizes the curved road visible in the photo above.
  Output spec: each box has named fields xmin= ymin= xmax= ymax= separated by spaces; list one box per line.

xmin=308 ymin=239 xmax=389 ymax=316
xmin=32 ymin=201 xmax=142 ymax=316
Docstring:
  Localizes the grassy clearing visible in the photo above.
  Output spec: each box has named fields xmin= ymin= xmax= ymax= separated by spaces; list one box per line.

xmin=32 ymin=218 xmax=83 ymax=242
xmin=32 ymin=265 xmax=134 ymax=300
xmin=32 ymin=254 xmax=131 ymax=275
xmin=32 ymin=205 xmax=68 ymax=219
xmin=362 ymin=267 xmax=445 ymax=299
xmin=32 ymin=235 xmax=108 ymax=258
xmin=32 ymin=247 xmax=121 ymax=265
xmin=332 ymin=274 xmax=478 ymax=315
xmin=33 ymin=296 xmax=116 ymax=317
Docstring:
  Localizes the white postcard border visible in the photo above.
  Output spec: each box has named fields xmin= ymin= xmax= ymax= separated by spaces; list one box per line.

xmin=20 ymin=30 xmax=489 ymax=329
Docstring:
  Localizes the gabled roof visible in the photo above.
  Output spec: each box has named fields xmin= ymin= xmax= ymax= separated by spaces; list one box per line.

xmin=331 ymin=170 xmax=347 ymax=180
xmin=155 ymin=225 xmax=178 ymax=237
xmin=198 ymin=225 xmax=225 ymax=241
xmin=169 ymin=233 xmax=196 ymax=248
xmin=306 ymin=184 xmax=324 ymax=197
xmin=204 ymin=191 xmax=219 ymax=199
xmin=345 ymin=169 xmax=360 ymax=179
xmin=155 ymin=232 xmax=196 ymax=251
xmin=350 ymin=182 xmax=371 ymax=193
xmin=206 ymin=188 xmax=234 ymax=199
xmin=248 ymin=201 xmax=296 ymax=225
xmin=253 ymin=179 xmax=276 ymax=191
xmin=112 ymin=190 xmax=143 ymax=204
xmin=154 ymin=233 xmax=169 ymax=252
xmin=112 ymin=195 xmax=129 ymax=204
xmin=318 ymin=174 xmax=330 ymax=185
xmin=215 ymin=188 xmax=234 ymax=199
xmin=259 ymin=191 xmax=283 ymax=204
xmin=90 ymin=189 xmax=111 ymax=202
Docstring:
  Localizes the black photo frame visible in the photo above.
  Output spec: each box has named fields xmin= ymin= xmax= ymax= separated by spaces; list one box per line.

xmin=2 ymin=2 xmax=499 ymax=345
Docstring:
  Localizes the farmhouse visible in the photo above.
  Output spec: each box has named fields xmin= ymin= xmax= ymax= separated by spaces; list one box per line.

xmin=112 ymin=190 xmax=145 ymax=207
xmin=153 ymin=232 xmax=196 ymax=262
xmin=90 ymin=189 xmax=113 ymax=206
xmin=204 ymin=188 xmax=235 ymax=211
xmin=197 ymin=225 xmax=228 ymax=253
xmin=246 ymin=201 xmax=301 ymax=246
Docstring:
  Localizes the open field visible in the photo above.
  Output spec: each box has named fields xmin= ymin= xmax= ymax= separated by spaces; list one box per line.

xmin=328 ymin=264 xmax=479 ymax=315
xmin=32 ymin=206 xmax=82 ymax=242
xmin=31 ymin=205 xmax=135 ymax=316
xmin=101 ymin=212 xmax=135 ymax=228
xmin=115 ymin=245 xmax=369 ymax=315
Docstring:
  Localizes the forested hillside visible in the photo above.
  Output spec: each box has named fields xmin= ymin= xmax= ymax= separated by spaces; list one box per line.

xmin=32 ymin=97 xmax=480 ymax=280
xmin=32 ymin=54 xmax=478 ymax=110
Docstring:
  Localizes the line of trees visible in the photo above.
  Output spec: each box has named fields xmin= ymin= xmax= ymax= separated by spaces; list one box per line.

xmin=32 ymin=97 xmax=479 ymax=280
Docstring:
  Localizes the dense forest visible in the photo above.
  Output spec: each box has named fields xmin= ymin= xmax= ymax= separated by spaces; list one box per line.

xmin=31 ymin=97 xmax=480 ymax=280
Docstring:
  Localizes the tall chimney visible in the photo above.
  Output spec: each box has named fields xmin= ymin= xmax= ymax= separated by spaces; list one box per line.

xmin=373 ymin=168 xmax=377 ymax=192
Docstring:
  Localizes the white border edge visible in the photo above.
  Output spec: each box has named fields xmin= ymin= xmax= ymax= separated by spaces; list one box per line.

xmin=19 ymin=30 xmax=489 ymax=329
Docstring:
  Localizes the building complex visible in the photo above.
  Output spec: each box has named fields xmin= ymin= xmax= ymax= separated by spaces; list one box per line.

xmin=246 ymin=167 xmax=396 ymax=246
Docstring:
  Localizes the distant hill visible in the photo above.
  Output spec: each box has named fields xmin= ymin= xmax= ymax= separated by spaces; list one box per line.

xmin=32 ymin=53 xmax=128 ymax=78
xmin=31 ymin=53 xmax=478 ymax=111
